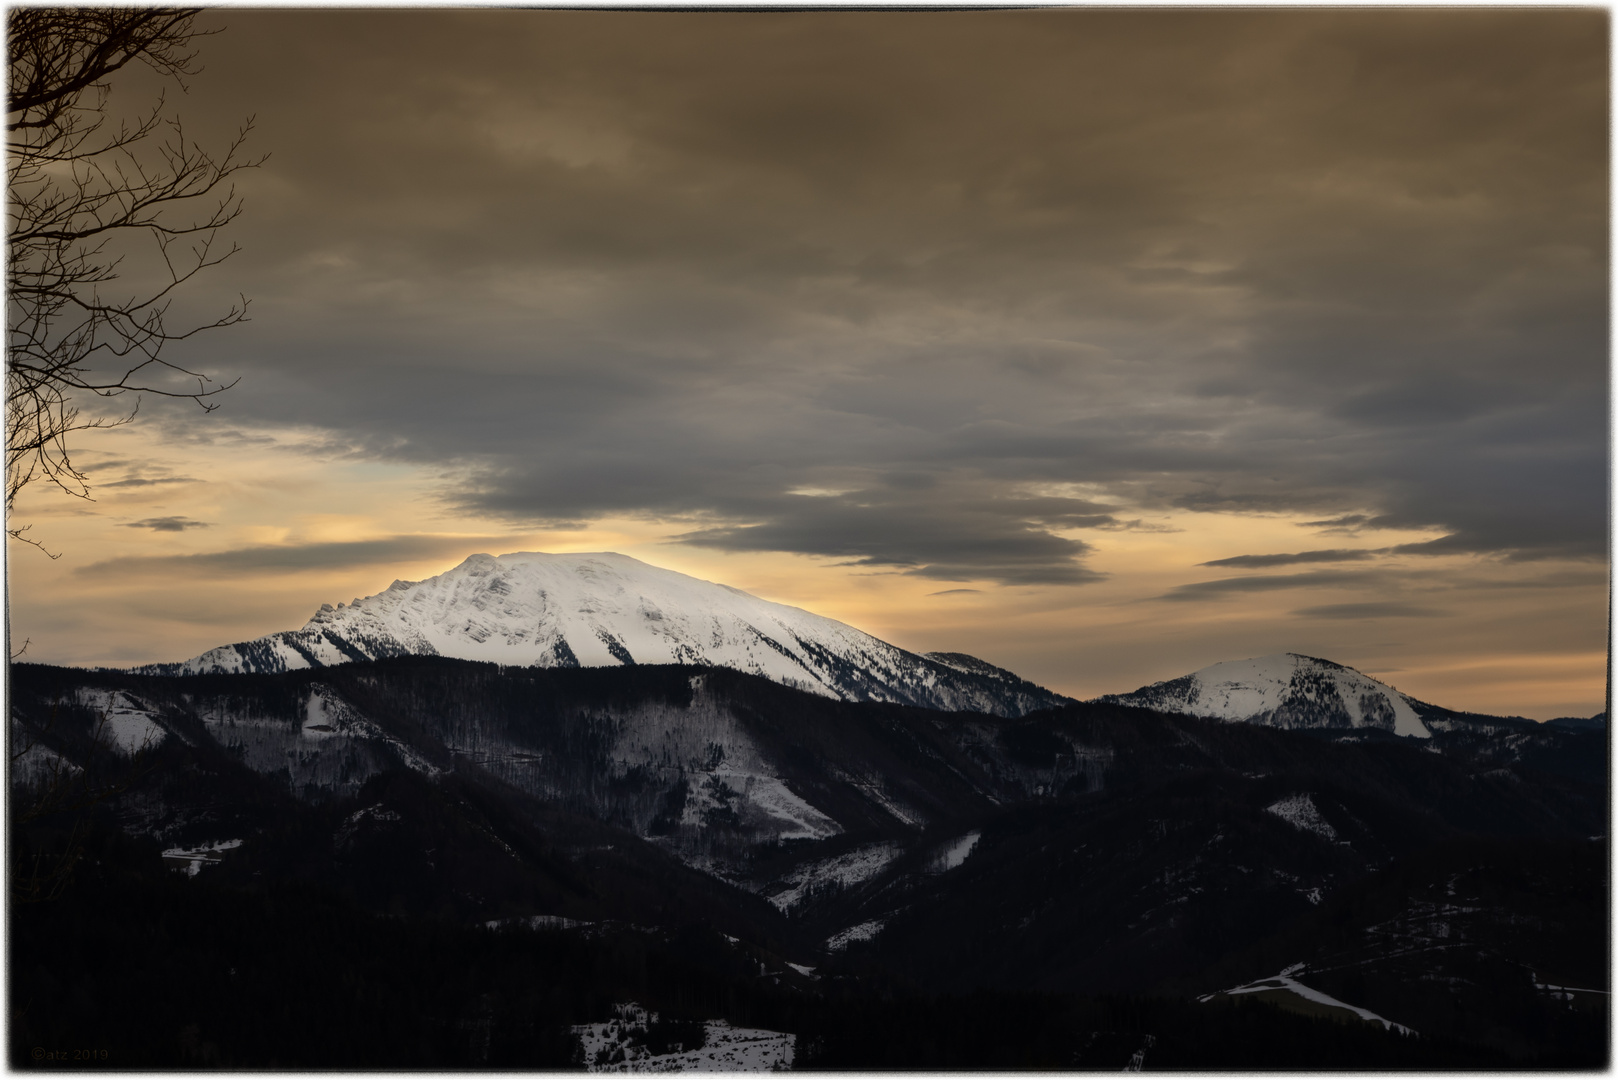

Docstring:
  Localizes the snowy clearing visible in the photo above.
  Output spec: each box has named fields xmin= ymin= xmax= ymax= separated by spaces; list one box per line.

xmin=1204 ymin=967 xmax=1416 ymax=1035
xmin=161 ymin=839 xmax=243 ymax=878
xmin=766 ymin=843 xmax=900 ymax=911
xmin=78 ymin=689 xmax=167 ymax=756
xmin=573 ymin=1003 xmax=795 ymax=1073
xmin=824 ymin=919 xmax=885 ymax=952
xmin=486 ymin=914 xmax=593 ymax=931
xmin=925 ymin=830 xmax=980 ymax=873
xmin=1265 ymin=793 xmax=1337 ymax=841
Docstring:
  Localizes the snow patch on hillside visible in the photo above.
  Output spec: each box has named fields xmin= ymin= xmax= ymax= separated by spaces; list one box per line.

xmin=825 ymin=919 xmax=886 ymax=952
xmin=10 ymin=733 xmax=78 ymax=788
xmin=187 ymin=686 xmax=439 ymax=797
xmin=1265 ymin=793 xmax=1337 ymax=842
xmin=1207 ymin=967 xmax=1416 ymax=1035
xmin=851 ymin=779 xmax=925 ymax=828
xmin=766 ymin=843 xmax=902 ymax=911
xmin=736 ymin=775 xmax=842 ymax=841
xmin=573 ymin=1003 xmax=795 ymax=1073
xmin=162 ymin=838 xmax=243 ymax=877
xmin=486 ymin=914 xmax=593 ymax=932
xmin=675 ymin=767 xmax=842 ymax=843
xmin=78 ymin=689 xmax=167 ymax=756
xmin=925 ymin=830 xmax=980 ymax=873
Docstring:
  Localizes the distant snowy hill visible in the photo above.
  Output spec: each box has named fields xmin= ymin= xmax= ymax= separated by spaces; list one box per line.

xmin=134 ymin=551 xmax=1070 ymax=718
xmin=1096 ymin=653 xmax=1432 ymax=739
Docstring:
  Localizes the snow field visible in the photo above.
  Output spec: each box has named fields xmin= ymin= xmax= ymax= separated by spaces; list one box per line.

xmin=1205 ymin=966 xmax=1416 ymax=1035
xmin=77 ymin=689 xmax=167 ymax=756
xmin=765 ymin=843 xmax=901 ymax=912
xmin=677 ymin=767 xmax=840 ymax=844
xmin=161 ymin=839 xmax=243 ymax=878
xmin=1264 ymin=793 xmax=1338 ymax=841
xmin=573 ymin=1003 xmax=795 ymax=1073
xmin=142 ymin=550 xmax=1062 ymax=718
xmin=170 ymin=551 xmax=896 ymax=694
xmin=824 ymin=919 xmax=885 ymax=952
xmin=925 ymin=830 xmax=980 ymax=874
xmin=484 ymin=915 xmax=593 ymax=931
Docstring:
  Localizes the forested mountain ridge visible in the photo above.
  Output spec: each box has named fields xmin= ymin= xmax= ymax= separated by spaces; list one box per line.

xmin=10 ymin=657 xmax=1606 ymax=1068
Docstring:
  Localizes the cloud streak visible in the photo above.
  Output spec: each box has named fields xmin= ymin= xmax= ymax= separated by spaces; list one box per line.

xmin=1292 ymin=602 xmax=1448 ymax=620
xmin=124 ymin=517 xmax=211 ymax=532
xmin=1200 ymin=549 xmax=1380 ymax=569
xmin=671 ymin=489 xmax=1107 ymax=586
xmin=76 ymin=536 xmax=521 ymax=580
xmin=1154 ymin=570 xmax=1395 ymax=602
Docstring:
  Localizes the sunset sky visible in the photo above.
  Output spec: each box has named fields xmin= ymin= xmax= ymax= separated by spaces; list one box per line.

xmin=7 ymin=7 xmax=1608 ymax=719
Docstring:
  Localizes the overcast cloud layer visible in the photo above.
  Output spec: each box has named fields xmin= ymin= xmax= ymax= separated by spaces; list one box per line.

xmin=99 ymin=8 xmax=1594 ymax=592
xmin=12 ymin=9 xmax=1605 ymax=716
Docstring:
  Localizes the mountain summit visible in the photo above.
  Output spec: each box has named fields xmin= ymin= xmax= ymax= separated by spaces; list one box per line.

xmin=136 ymin=551 xmax=1069 ymax=717
xmin=1096 ymin=652 xmax=1432 ymax=738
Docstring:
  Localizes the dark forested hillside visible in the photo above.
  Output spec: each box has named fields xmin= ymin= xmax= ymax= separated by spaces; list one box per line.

xmin=9 ymin=658 xmax=1607 ymax=1069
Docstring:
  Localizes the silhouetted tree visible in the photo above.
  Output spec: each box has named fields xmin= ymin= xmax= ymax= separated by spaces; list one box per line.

xmin=6 ymin=8 xmax=260 ymax=554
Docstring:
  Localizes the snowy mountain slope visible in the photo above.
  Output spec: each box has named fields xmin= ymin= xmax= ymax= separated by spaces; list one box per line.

xmin=1096 ymin=653 xmax=1431 ymax=739
xmin=134 ymin=551 xmax=1070 ymax=718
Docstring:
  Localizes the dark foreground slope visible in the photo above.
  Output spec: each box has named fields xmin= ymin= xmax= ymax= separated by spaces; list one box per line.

xmin=14 ymin=826 xmax=1603 ymax=1070
xmin=10 ymin=658 xmax=1607 ymax=1068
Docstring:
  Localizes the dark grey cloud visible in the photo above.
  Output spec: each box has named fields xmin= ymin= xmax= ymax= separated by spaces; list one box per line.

xmin=100 ymin=476 xmax=201 ymax=488
xmin=1389 ymin=532 xmax=1605 ymax=562
xmin=125 ymin=517 xmax=211 ymax=532
xmin=129 ymin=9 xmax=1604 ymax=582
xmin=1299 ymin=515 xmax=1376 ymax=529
xmin=1200 ymin=549 xmax=1379 ymax=569
xmin=76 ymin=535 xmax=518 ymax=580
xmin=929 ymin=588 xmax=981 ymax=596
xmin=1292 ymin=603 xmax=1448 ymax=620
xmin=1449 ymin=568 xmax=1611 ymax=591
xmin=1155 ymin=570 xmax=1392 ymax=602
xmin=671 ymin=489 xmax=1106 ymax=586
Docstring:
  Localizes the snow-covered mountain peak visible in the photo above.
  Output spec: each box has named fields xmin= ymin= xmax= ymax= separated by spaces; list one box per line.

xmin=1098 ymin=652 xmax=1431 ymax=739
xmin=135 ymin=551 xmax=1071 ymax=718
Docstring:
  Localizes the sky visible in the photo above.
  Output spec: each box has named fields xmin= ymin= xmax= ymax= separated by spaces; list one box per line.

xmin=6 ymin=7 xmax=1609 ymax=719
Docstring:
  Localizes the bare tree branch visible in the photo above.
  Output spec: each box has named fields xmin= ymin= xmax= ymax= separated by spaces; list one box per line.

xmin=6 ymin=8 xmax=262 ymax=544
